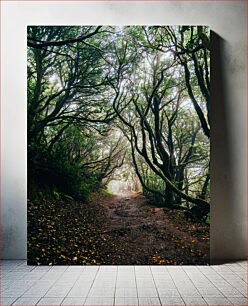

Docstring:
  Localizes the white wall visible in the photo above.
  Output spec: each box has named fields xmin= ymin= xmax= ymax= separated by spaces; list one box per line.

xmin=1 ymin=1 xmax=247 ymax=261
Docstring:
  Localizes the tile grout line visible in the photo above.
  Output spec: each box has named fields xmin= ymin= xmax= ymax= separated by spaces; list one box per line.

xmin=199 ymin=265 xmax=246 ymax=294
xmin=212 ymin=268 xmax=247 ymax=298
xmin=149 ymin=266 xmax=162 ymax=306
xmin=183 ymin=266 xmax=214 ymax=289
xmin=233 ymin=269 xmax=247 ymax=282
xmin=134 ymin=266 xmax=139 ymax=306
xmin=182 ymin=266 xmax=209 ymax=304
xmin=165 ymin=267 xmax=186 ymax=306
xmin=13 ymin=273 xmax=51 ymax=301
xmin=114 ymin=266 xmax=118 ymax=306
xmin=60 ymin=266 xmax=86 ymax=305
xmin=19 ymin=275 xmax=58 ymax=300
xmin=9 ymin=297 xmax=19 ymax=306
xmin=195 ymin=266 xmax=233 ymax=305
xmin=83 ymin=266 xmax=100 ymax=305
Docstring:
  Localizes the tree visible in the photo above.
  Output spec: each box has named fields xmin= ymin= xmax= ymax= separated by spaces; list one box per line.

xmin=27 ymin=26 xmax=125 ymax=198
xmin=142 ymin=26 xmax=210 ymax=138
xmin=27 ymin=26 xmax=210 ymax=219
xmin=109 ymin=33 xmax=209 ymax=211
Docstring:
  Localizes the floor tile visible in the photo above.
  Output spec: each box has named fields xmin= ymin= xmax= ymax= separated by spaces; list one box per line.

xmin=45 ymin=284 xmax=72 ymax=297
xmin=157 ymin=288 xmax=181 ymax=297
xmin=115 ymin=287 xmax=137 ymax=298
xmin=67 ymin=285 xmax=91 ymax=297
xmin=22 ymin=284 xmax=53 ymax=297
xmin=116 ymin=280 xmax=136 ymax=287
xmin=88 ymin=287 xmax=115 ymax=298
xmin=228 ymin=297 xmax=248 ymax=305
xmin=85 ymin=297 xmax=114 ymax=305
xmin=99 ymin=266 xmax=117 ymax=272
xmin=0 ymin=297 xmax=18 ymax=306
xmin=177 ymin=289 xmax=201 ymax=298
xmin=37 ymin=297 xmax=64 ymax=305
xmin=217 ymin=286 xmax=244 ymax=297
xmin=139 ymin=297 xmax=161 ymax=305
xmin=137 ymin=287 xmax=158 ymax=297
xmin=117 ymin=273 xmax=135 ymax=279
xmin=197 ymin=287 xmax=224 ymax=297
xmin=12 ymin=297 xmax=40 ymax=305
xmin=115 ymin=297 xmax=138 ymax=305
xmin=118 ymin=266 xmax=134 ymax=271
xmin=182 ymin=297 xmax=207 ymax=305
xmin=136 ymin=279 xmax=155 ymax=288
xmin=1 ymin=260 xmax=247 ymax=306
xmin=203 ymin=297 xmax=232 ymax=305
xmin=66 ymin=266 xmax=85 ymax=272
xmin=160 ymin=297 xmax=185 ymax=305
xmin=32 ymin=266 xmax=52 ymax=272
xmin=49 ymin=266 xmax=69 ymax=272
xmin=61 ymin=297 xmax=86 ymax=305
xmin=2 ymin=288 xmax=29 ymax=298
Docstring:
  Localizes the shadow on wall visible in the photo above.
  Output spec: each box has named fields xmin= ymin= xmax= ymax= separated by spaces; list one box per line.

xmin=210 ymin=32 xmax=245 ymax=264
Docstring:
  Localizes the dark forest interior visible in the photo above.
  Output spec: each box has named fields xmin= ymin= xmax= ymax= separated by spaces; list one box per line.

xmin=27 ymin=26 xmax=210 ymax=265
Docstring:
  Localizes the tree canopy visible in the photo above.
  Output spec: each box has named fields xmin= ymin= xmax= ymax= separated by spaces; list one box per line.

xmin=28 ymin=25 xmax=210 ymax=220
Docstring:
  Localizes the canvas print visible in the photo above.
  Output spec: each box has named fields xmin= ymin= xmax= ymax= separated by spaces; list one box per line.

xmin=27 ymin=26 xmax=210 ymax=265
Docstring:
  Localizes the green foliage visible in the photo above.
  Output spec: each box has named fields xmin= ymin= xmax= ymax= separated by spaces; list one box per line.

xmin=27 ymin=25 xmax=210 ymax=216
xmin=52 ymin=191 xmax=60 ymax=201
xmin=181 ymin=26 xmax=190 ymax=33
xmin=100 ymin=188 xmax=113 ymax=196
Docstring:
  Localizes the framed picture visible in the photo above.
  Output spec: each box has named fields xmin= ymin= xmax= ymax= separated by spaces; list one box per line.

xmin=27 ymin=25 xmax=210 ymax=265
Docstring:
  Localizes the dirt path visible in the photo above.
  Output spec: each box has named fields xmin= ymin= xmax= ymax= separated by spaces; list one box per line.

xmin=28 ymin=191 xmax=209 ymax=265
xmin=90 ymin=192 xmax=210 ymax=265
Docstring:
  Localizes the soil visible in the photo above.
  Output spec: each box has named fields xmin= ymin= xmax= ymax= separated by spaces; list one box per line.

xmin=28 ymin=191 xmax=209 ymax=265
xmin=89 ymin=191 xmax=210 ymax=265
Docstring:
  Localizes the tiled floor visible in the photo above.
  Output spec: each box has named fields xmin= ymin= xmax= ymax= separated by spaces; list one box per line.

xmin=1 ymin=260 xmax=247 ymax=305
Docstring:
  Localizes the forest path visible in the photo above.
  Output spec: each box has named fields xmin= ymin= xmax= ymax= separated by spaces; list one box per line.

xmin=90 ymin=191 xmax=209 ymax=265
xmin=28 ymin=191 xmax=209 ymax=265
